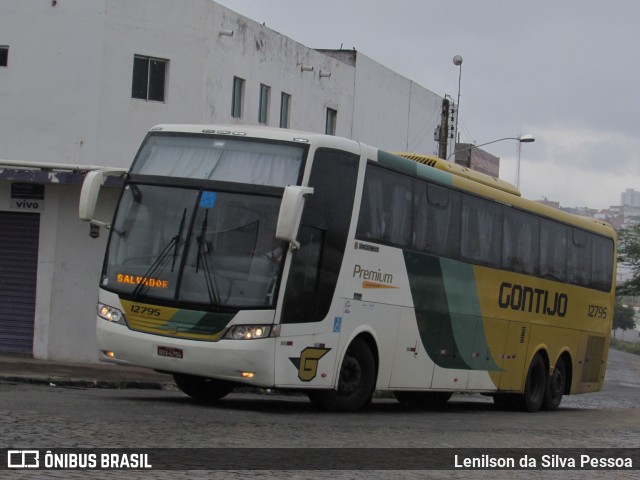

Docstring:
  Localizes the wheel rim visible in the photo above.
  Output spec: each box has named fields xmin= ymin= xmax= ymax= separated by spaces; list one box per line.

xmin=549 ymin=369 xmax=564 ymax=398
xmin=548 ymin=360 xmax=566 ymax=402
xmin=526 ymin=357 xmax=545 ymax=407
xmin=338 ymin=354 xmax=362 ymax=395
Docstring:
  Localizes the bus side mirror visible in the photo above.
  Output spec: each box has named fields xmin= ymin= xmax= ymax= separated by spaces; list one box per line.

xmin=276 ymin=185 xmax=314 ymax=250
xmin=79 ymin=168 xmax=126 ymax=224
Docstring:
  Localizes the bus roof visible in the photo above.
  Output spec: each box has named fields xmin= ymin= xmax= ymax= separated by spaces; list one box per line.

xmin=393 ymin=152 xmax=521 ymax=197
xmin=382 ymin=151 xmax=615 ymax=239
xmin=147 ymin=124 xmax=362 ymax=152
xmin=147 ymin=125 xmax=614 ymax=239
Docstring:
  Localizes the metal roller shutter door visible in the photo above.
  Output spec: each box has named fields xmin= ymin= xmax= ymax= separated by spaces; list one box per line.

xmin=0 ymin=211 xmax=40 ymax=353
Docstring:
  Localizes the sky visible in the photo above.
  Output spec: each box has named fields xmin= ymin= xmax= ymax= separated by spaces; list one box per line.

xmin=215 ymin=0 xmax=640 ymax=211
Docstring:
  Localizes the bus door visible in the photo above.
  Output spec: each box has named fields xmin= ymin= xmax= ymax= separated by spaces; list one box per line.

xmin=274 ymin=148 xmax=359 ymax=388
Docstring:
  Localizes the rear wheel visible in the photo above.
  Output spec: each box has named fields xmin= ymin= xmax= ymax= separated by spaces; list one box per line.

xmin=544 ymin=356 xmax=566 ymax=411
xmin=173 ymin=373 xmax=234 ymax=402
xmin=307 ymin=338 xmax=376 ymax=412
xmin=520 ymin=353 xmax=547 ymax=412
xmin=394 ymin=391 xmax=452 ymax=408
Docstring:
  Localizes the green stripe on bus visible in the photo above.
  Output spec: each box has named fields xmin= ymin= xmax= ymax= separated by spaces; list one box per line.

xmin=403 ymin=251 xmax=500 ymax=371
xmin=440 ymin=259 xmax=500 ymax=371
xmin=377 ymin=150 xmax=418 ymax=176
xmin=403 ymin=251 xmax=470 ymax=370
xmin=377 ymin=150 xmax=453 ymax=185
xmin=165 ymin=310 xmax=234 ymax=335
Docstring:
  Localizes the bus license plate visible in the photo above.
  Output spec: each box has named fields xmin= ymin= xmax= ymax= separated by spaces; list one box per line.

xmin=157 ymin=346 xmax=183 ymax=359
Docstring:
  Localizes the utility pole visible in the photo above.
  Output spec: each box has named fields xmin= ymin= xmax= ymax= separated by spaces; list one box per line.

xmin=438 ymin=97 xmax=450 ymax=159
xmin=452 ymin=55 xmax=463 ymax=150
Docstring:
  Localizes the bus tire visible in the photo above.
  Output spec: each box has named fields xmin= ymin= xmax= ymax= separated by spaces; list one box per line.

xmin=307 ymin=338 xmax=376 ymax=412
xmin=173 ymin=373 xmax=234 ymax=402
xmin=520 ymin=353 xmax=547 ymax=412
xmin=394 ymin=391 xmax=452 ymax=408
xmin=543 ymin=356 xmax=566 ymax=411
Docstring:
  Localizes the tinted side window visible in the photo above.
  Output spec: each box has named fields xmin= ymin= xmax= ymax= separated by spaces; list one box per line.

xmin=281 ymin=148 xmax=358 ymax=323
xmin=592 ymin=236 xmax=614 ymax=291
xmin=357 ymin=165 xmax=412 ymax=247
xmin=540 ymin=219 xmax=568 ymax=282
xmin=416 ymin=183 xmax=460 ymax=258
xmin=460 ymin=195 xmax=502 ymax=266
xmin=503 ymin=210 xmax=539 ymax=275
xmin=567 ymin=228 xmax=592 ymax=287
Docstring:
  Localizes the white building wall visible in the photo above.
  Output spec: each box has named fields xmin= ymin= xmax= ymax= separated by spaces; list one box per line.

xmin=0 ymin=0 xmax=442 ymax=362
xmin=96 ymin=0 xmax=213 ymax=166
xmin=0 ymin=1 xmax=106 ymax=165
xmin=40 ymin=185 xmax=119 ymax=362
xmin=351 ymin=53 xmax=442 ymax=154
xmin=1 ymin=0 xmax=438 ymax=168
xmin=95 ymin=0 xmax=358 ymax=169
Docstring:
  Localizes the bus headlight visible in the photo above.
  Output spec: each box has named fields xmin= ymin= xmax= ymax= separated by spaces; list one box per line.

xmin=224 ymin=325 xmax=272 ymax=340
xmin=97 ymin=303 xmax=126 ymax=325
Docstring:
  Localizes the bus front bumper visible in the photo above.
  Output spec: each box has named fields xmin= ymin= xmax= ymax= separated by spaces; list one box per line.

xmin=96 ymin=319 xmax=276 ymax=387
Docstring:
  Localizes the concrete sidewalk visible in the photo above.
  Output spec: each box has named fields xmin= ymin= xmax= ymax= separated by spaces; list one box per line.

xmin=0 ymin=353 xmax=174 ymax=389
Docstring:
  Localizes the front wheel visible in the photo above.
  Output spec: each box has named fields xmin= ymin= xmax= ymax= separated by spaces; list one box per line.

xmin=308 ymin=338 xmax=376 ymax=412
xmin=173 ymin=373 xmax=234 ymax=402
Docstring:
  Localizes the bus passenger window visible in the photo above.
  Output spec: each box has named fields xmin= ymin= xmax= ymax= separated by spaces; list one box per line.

xmin=460 ymin=196 xmax=502 ymax=266
xmin=412 ymin=181 xmax=432 ymax=252
xmin=539 ymin=219 xmax=567 ymax=282
xmin=567 ymin=228 xmax=592 ymax=287
xmin=503 ymin=210 xmax=539 ymax=275
xmin=422 ymin=184 xmax=460 ymax=259
xmin=357 ymin=167 xmax=384 ymax=240
xmin=591 ymin=236 xmax=613 ymax=291
xmin=356 ymin=165 xmax=412 ymax=247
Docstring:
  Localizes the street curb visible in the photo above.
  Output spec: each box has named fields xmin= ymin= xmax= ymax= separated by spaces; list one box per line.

xmin=0 ymin=375 xmax=173 ymax=390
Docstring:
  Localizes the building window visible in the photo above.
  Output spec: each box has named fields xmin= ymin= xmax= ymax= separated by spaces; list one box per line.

xmin=132 ymin=55 xmax=168 ymax=102
xmin=0 ymin=46 xmax=8 ymax=67
xmin=280 ymin=92 xmax=291 ymax=128
xmin=325 ymin=108 xmax=337 ymax=135
xmin=232 ymin=76 xmax=245 ymax=118
xmin=258 ymin=84 xmax=270 ymax=124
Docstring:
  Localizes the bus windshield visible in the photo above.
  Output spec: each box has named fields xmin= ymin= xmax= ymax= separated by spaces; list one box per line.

xmin=101 ymin=184 xmax=285 ymax=309
xmin=130 ymin=133 xmax=303 ymax=187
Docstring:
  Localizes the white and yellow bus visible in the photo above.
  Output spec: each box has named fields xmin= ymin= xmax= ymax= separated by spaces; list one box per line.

xmin=80 ymin=125 xmax=616 ymax=412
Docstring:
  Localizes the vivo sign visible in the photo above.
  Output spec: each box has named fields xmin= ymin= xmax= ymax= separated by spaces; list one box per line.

xmin=10 ymin=183 xmax=45 ymax=212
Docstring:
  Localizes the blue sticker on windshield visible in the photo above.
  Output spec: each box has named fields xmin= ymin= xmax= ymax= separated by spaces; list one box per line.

xmin=200 ymin=191 xmax=217 ymax=208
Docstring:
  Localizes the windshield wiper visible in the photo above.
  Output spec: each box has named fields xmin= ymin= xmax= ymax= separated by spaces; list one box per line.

xmin=196 ymin=210 xmax=221 ymax=305
xmin=132 ymin=212 xmax=185 ymax=298
xmin=171 ymin=208 xmax=187 ymax=272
